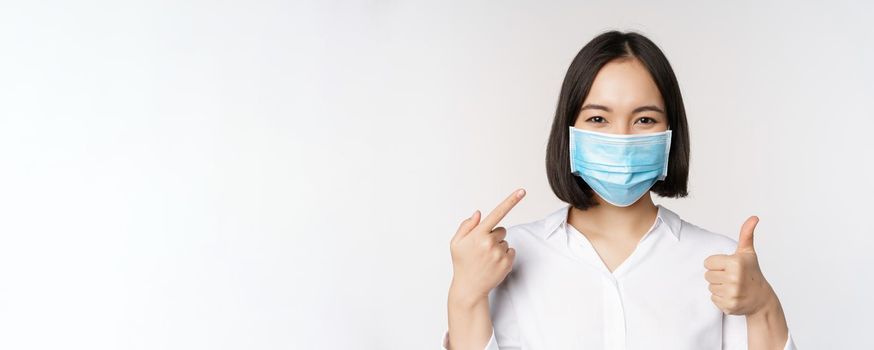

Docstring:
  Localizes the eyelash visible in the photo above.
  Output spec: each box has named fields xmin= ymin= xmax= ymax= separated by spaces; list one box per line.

xmin=636 ymin=117 xmax=657 ymax=124
xmin=585 ymin=116 xmax=658 ymax=124
xmin=586 ymin=116 xmax=606 ymax=123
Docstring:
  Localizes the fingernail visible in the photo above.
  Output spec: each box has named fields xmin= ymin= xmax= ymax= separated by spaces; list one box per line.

xmin=516 ymin=189 xmax=526 ymax=198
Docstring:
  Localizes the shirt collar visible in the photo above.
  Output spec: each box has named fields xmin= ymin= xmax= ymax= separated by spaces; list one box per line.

xmin=542 ymin=203 xmax=682 ymax=241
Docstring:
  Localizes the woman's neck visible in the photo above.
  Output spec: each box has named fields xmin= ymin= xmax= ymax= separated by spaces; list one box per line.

xmin=567 ymin=193 xmax=660 ymax=240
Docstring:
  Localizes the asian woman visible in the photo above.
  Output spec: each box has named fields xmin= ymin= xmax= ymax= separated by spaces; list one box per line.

xmin=443 ymin=31 xmax=796 ymax=350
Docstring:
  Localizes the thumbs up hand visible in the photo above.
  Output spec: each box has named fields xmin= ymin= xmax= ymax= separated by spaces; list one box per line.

xmin=703 ymin=216 xmax=778 ymax=316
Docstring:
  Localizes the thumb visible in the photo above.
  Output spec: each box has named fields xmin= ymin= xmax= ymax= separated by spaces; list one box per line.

xmin=736 ymin=215 xmax=759 ymax=253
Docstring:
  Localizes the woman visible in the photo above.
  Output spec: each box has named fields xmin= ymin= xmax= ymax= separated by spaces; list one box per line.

xmin=442 ymin=31 xmax=797 ymax=350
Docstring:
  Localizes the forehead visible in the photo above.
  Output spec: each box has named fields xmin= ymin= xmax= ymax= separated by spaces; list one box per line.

xmin=583 ymin=58 xmax=664 ymax=107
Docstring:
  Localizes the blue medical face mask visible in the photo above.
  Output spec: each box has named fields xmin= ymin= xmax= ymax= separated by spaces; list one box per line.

xmin=568 ymin=126 xmax=672 ymax=207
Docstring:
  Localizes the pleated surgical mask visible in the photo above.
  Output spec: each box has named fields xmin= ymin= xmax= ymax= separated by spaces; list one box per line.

xmin=568 ymin=126 xmax=672 ymax=207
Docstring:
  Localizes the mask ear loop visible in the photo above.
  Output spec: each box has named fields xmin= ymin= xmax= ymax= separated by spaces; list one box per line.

xmin=659 ymin=128 xmax=673 ymax=180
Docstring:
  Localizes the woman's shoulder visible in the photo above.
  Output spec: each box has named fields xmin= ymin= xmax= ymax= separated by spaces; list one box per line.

xmin=500 ymin=204 xmax=740 ymax=256
xmin=501 ymin=205 xmax=570 ymax=247
xmin=669 ymin=209 xmax=739 ymax=255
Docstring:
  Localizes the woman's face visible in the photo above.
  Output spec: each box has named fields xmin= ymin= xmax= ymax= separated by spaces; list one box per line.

xmin=573 ymin=58 xmax=668 ymax=135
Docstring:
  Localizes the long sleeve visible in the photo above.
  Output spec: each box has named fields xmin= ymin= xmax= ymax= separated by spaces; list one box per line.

xmin=782 ymin=331 xmax=798 ymax=350
xmin=441 ymin=328 xmax=499 ymax=350
xmin=722 ymin=313 xmax=748 ymax=349
xmin=722 ymin=312 xmax=798 ymax=350
xmin=441 ymin=281 xmax=521 ymax=349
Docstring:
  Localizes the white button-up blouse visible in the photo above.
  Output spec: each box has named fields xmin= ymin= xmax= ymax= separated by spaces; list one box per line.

xmin=443 ymin=204 xmax=797 ymax=349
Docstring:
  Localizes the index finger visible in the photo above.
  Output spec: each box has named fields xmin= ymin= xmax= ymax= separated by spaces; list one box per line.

xmin=703 ymin=254 xmax=730 ymax=271
xmin=476 ymin=188 xmax=526 ymax=233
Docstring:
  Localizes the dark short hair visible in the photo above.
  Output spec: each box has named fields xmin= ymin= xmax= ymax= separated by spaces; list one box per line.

xmin=546 ymin=30 xmax=690 ymax=210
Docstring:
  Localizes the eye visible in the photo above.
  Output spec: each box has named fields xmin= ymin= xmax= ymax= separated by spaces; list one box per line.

xmin=586 ymin=116 xmax=606 ymax=123
xmin=635 ymin=117 xmax=657 ymax=125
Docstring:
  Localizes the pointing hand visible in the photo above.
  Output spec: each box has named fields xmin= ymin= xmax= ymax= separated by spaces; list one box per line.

xmin=449 ymin=189 xmax=526 ymax=303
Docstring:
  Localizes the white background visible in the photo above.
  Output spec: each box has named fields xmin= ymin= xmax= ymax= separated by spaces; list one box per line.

xmin=1 ymin=1 xmax=872 ymax=349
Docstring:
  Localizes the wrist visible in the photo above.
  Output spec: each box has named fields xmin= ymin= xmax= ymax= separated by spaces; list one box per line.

xmin=744 ymin=283 xmax=789 ymax=350
xmin=449 ymin=281 xmax=489 ymax=309
xmin=747 ymin=283 xmax=780 ymax=320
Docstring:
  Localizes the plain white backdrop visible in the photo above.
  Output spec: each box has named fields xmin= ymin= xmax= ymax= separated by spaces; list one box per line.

xmin=1 ymin=1 xmax=872 ymax=349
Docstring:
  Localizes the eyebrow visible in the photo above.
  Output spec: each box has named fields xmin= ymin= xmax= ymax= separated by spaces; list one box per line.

xmin=580 ymin=104 xmax=665 ymax=114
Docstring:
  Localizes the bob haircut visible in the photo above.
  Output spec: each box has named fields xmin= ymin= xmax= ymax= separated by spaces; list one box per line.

xmin=546 ymin=30 xmax=690 ymax=210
